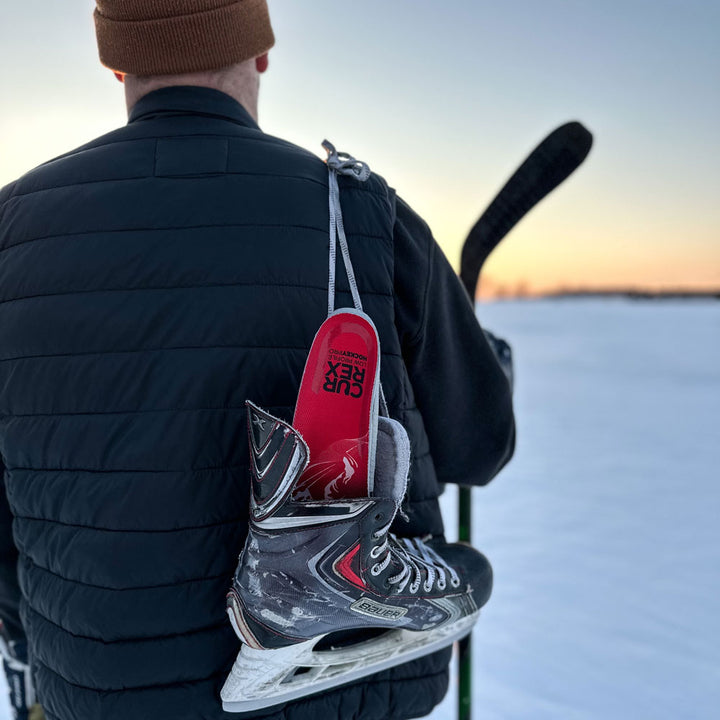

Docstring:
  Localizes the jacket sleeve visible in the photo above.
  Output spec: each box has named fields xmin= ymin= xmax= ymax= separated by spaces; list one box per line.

xmin=0 ymin=457 xmax=23 ymax=640
xmin=393 ymin=197 xmax=515 ymax=486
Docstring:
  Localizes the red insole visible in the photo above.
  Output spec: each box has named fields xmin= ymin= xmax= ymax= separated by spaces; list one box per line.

xmin=293 ymin=311 xmax=379 ymax=500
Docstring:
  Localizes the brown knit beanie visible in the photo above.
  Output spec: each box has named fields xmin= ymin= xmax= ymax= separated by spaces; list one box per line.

xmin=94 ymin=0 xmax=275 ymax=76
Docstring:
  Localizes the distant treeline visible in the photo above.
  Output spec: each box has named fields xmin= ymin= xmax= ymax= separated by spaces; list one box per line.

xmin=543 ymin=289 xmax=720 ymax=301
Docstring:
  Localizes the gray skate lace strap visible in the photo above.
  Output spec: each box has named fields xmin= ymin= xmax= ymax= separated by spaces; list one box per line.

xmin=323 ymin=140 xmax=388 ymax=417
xmin=323 ymin=140 xmax=370 ymax=315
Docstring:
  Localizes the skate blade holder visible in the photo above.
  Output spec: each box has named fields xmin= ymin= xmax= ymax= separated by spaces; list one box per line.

xmin=220 ymin=611 xmax=479 ymax=713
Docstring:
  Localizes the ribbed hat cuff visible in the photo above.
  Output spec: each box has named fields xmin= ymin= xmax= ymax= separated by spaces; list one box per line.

xmin=95 ymin=0 xmax=275 ymax=76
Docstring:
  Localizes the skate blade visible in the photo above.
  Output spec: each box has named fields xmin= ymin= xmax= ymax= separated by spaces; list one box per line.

xmin=220 ymin=611 xmax=479 ymax=713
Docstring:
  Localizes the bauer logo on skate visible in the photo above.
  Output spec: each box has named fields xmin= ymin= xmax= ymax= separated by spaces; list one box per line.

xmin=350 ymin=598 xmax=408 ymax=621
xmin=323 ymin=349 xmax=367 ymax=399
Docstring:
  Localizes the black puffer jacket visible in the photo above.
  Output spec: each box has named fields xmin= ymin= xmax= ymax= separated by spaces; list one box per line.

xmin=0 ymin=87 xmax=514 ymax=720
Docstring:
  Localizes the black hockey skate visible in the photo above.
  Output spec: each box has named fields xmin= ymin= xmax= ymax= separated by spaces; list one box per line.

xmin=220 ymin=402 xmax=493 ymax=713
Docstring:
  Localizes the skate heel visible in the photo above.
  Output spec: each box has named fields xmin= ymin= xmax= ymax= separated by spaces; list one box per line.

xmin=226 ymin=590 xmax=263 ymax=649
xmin=227 ymin=589 xmax=305 ymax=651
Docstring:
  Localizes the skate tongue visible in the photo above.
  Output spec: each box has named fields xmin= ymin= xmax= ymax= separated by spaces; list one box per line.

xmin=372 ymin=417 xmax=411 ymax=507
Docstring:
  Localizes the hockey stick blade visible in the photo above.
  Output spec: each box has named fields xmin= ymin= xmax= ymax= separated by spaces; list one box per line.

xmin=460 ymin=121 xmax=593 ymax=299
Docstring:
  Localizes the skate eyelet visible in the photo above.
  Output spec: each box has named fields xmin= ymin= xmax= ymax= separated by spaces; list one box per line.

xmin=451 ymin=578 xmax=461 ymax=588
xmin=423 ymin=582 xmax=433 ymax=593
xmin=409 ymin=582 xmax=420 ymax=594
xmin=437 ymin=580 xmax=446 ymax=590
xmin=371 ymin=564 xmax=382 ymax=576
xmin=370 ymin=546 xmax=383 ymax=559
xmin=374 ymin=512 xmax=384 ymax=523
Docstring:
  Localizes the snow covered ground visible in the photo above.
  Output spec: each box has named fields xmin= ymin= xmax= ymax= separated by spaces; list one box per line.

xmin=432 ymin=298 xmax=720 ymax=720
xmin=1 ymin=299 xmax=718 ymax=719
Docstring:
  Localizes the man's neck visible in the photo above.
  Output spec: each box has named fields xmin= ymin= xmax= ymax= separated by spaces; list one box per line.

xmin=124 ymin=64 xmax=260 ymax=121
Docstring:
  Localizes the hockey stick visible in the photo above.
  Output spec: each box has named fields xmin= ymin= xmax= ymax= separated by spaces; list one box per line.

xmin=457 ymin=120 xmax=593 ymax=720
xmin=460 ymin=121 xmax=594 ymax=300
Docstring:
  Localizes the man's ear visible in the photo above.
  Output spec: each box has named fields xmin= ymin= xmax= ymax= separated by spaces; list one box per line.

xmin=114 ymin=72 xmax=126 ymax=84
xmin=256 ymin=54 xmax=269 ymax=74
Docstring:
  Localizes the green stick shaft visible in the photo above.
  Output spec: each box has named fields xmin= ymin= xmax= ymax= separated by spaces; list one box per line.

xmin=458 ymin=485 xmax=473 ymax=720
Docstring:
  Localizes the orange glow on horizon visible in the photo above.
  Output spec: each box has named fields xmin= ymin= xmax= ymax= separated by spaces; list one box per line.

xmin=477 ymin=275 xmax=720 ymax=300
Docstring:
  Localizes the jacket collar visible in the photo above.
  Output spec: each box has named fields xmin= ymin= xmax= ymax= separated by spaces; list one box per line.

xmin=128 ymin=86 xmax=260 ymax=130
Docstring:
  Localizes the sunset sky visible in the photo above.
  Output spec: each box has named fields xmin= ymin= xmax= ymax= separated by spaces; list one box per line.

xmin=0 ymin=1 xmax=718 ymax=295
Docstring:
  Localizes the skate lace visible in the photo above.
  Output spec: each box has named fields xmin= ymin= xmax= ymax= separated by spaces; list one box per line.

xmin=369 ymin=526 xmax=461 ymax=594
xmin=323 ymin=140 xmax=370 ymax=317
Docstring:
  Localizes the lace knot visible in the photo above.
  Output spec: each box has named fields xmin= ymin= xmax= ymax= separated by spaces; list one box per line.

xmin=323 ymin=140 xmax=371 ymax=182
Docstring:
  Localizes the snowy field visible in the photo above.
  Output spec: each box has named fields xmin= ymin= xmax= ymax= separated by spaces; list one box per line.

xmin=431 ymin=298 xmax=720 ymax=720
xmin=1 ymin=299 xmax=718 ymax=719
